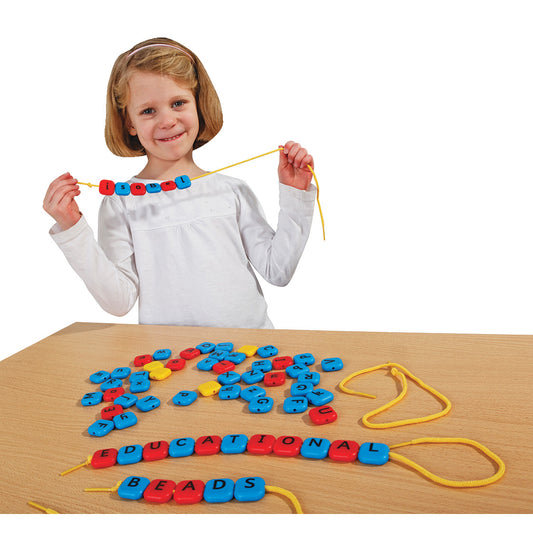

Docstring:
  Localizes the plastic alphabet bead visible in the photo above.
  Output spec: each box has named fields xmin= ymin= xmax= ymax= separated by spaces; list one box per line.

xmin=328 ymin=440 xmax=360 ymax=462
xmin=153 ymin=349 xmax=171 ymax=361
xmin=209 ymin=350 xmax=230 ymax=361
xmin=134 ymin=354 xmax=152 ymax=367
xmin=111 ymin=367 xmax=131 ymax=379
xmin=91 ymin=448 xmax=118 ymax=469
xmin=247 ymin=434 xmax=276 ymax=455
xmin=82 ymin=392 xmax=103 ymax=406
xmin=219 ymin=384 xmax=242 ymax=400
xmin=257 ymin=345 xmax=278 ymax=358
xmin=249 ymin=396 xmax=274 ymax=413
xmin=99 ymin=180 xmax=115 ymax=196
xmin=169 ymin=438 xmax=195 ymax=458
xmin=306 ymin=388 xmax=334 ymax=406
xmin=298 ymin=371 xmax=321 ymax=385
xmin=180 ymin=348 xmax=201 ymax=360
xmin=100 ymin=378 xmax=123 ymax=391
xmin=173 ymin=480 xmax=205 ymax=504
xmin=149 ymin=367 xmax=172 ymax=381
xmin=240 ymin=385 xmax=266 ymax=402
xmin=234 ymin=477 xmax=266 ymax=502
xmin=217 ymin=371 xmax=241 ymax=385
xmin=103 ymin=387 xmax=125 ymax=402
xmin=136 ymin=395 xmax=161 ymax=412
xmin=101 ymin=404 xmax=123 ymax=420
xmin=113 ymin=411 xmax=138 ymax=430
xmin=309 ymin=405 xmax=338 ymax=425
xmin=224 ymin=352 xmax=246 ymax=364
xmin=237 ymin=345 xmax=258 ymax=357
xmin=115 ymin=182 xmax=130 ymax=196
xmin=196 ymin=342 xmax=216 ymax=354
xmin=143 ymin=361 xmax=164 ymax=372
xmin=117 ymin=476 xmax=151 ymax=500
xmin=293 ymin=353 xmax=315 ymax=366
xmin=196 ymin=357 xmax=218 ymax=371
xmin=88 ymin=419 xmax=114 ymax=437
xmin=212 ymin=361 xmax=236 ymax=374
xmin=242 ymin=369 xmax=264 ymax=384
xmin=273 ymin=436 xmax=303 ymax=457
xmin=357 ymin=442 xmax=390 ymax=465
xmin=130 ymin=379 xmax=150 ymax=394
xmin=195 ymin=435 xmax=222 ymax=455
xmin=321 ymin=357 xmax=344 ymax=372
xmin=286 ymin=364 xmax=308 ymax=379
xmin=166 ymin=358 xmax=186 ymax=371
xmin=263 ymin=371 xmax=286 ymax=387
xmin=172 ymin=391 xmax=198 ymax=406
xmin=283 ymin=396 xmax=309 ymax=413
xmin=216 ymin=342 xmax=233 ymax=352
xmin=147 ymin=183 xmax=162 ymax=193
xmin=252 ymin=360 xmax=273 ymax=373
xmin=130 ymin=370 xmax=149 ymax=381
xmin=198 ymin=381 xmax=221 ymax=397
xmin=175 ymin=175 xmax=191 ymax=189
xmin=143 ymin=440 xmax=169 ymax=461
xmin=300 ymin=438 xmax=331 ymax=460
xmin=90 ymin=371 xmax=111 ymax=384
xmin=272 ymin=356 xmax=293 ymax=370
xmin=161 ymin=180 xmax=177 ymax=191
xmin=203 ymin=478 xmax=234 ymax=503
xmin=144 ymin=479 xmax=176 ymax=503
xmin=131 ymin=183 xmax=146 ymax=196
xmin=117 ymin=445 xmax=144 ymax=465
xmin=221 ymin=434 xmax=248 ymax=454
xmin=290 ymin=382 xmax=314 ymax=396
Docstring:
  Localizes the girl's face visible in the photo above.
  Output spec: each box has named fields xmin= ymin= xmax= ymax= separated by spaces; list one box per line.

xmin=126 ymin=71 xmax=199 ymax=168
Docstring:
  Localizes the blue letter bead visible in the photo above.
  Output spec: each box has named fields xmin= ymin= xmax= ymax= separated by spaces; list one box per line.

xmin=196 ymin=357 xmax=218 ymax=371
xmin=234 ymin=477 xmax=266 ymax=502
xmin=113 ymin=411 xmax=138 ymax=430
xmin=111 ymin=367 xmax=131 ymax=380
xmin=290 ymin=382 xmax=314 ymax=396
xmin=117 ymin=444 xmax=143 ymax=465
xmin=217 ymin=371 xmax=241 ymax=385
xmin=88 ymin=419 xmax=115 ymax=437
xmin=321 ymin=357 xmax=344 ymax=372
xmin=114 ymin=393 xmax=138 ymax=408
xmin=298 ymin=372 xmax=321 ymax=385
xmin=136 ymin=395 xmax=161 ymax=412
xmin=286 ymin=364 xmax=308 ymax=379
xmin=283 ymin=396 xmax=309 ymax=413
xmin=196 ymin=342 xmax=216 ymax=354
xmin=130 ymin=379 xmax=150 ymax=394
xmin=90 ymin=370 xmax=111 ymax=384
xmin=307 ymin=388 xmax=334 ymax=406
xmin=169 ymin=437 xmax=195 ymax=457
xmin=210 ymin=350 xmax=229 ymax=361
xmin=252 ymin=360 xmax=273 ymax=373
xmin=130 ymin=371 xmax=149 ymax=381
xmin=100 ymin=378 xmax=123 ymax=391
xmin=242 ymin=370 xmax=264 ymax=385
xmin=203 ymin=478 xmax=235 ymax=503
xmin=146 ymin=182 xmax=162 ymax=193
xmin=225 ymin=352 xmax=246 ymax=365
xmin=257 ymin=345 xmax=278 ymax=358
xmin=117 ymin=476 xmax=151 ymax=500
xmin=301 ymin=437 xmax=332 ymax=459
xmin=81 ymin=392 xmax=103 ymax=406
xmin=175 ymin=175 xmax=191 ymax=189
xmin=216 ymin=342 xmax=233 ymax=352
xmin=219 ymin=384 xmax=242 ymax=400
xmin=249 ymin=397 xmax=274 ymax=413
xmin=357 ymin=442 xmax=390 ymax=465
xmin=293 ymin=353 xmax=315 ymax=366
xmin=240 ymin=385 xmax=266 ymax=402
xmin=115 ymin=182 xmax=130 ymax=196
xmin=153 ymin=349 xmax=171 ymax=360
xmin=221 ymin=434 xmax=249 ymax=454
xmin=172 ymin=390 xmax=198 ymax=406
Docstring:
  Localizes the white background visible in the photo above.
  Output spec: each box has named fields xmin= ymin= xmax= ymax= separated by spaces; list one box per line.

xmin=1 ymin=0 xmax=533 ymax=363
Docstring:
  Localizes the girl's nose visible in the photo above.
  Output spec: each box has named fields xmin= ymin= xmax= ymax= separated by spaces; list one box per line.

xmin=158 ymin=110 xmax=176 ymax=129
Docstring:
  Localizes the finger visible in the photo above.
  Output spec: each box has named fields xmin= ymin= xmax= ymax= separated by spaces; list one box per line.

xmin=44 ymin=181 xmax=80 ymax=212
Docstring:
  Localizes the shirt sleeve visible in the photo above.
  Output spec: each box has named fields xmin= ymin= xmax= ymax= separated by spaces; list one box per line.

xmin=49 ymin=200 xmax=139 ymax=316
xmin=236 ymin=181 xmax=316 ymax=286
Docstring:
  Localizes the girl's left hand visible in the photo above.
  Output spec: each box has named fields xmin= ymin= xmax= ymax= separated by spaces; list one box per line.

xmin=278 ymin=141 xmax=314 ymax=190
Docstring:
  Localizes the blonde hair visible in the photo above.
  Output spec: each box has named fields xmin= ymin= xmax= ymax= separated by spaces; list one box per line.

xmin=105 ymin=37 xmax=223 ymax=157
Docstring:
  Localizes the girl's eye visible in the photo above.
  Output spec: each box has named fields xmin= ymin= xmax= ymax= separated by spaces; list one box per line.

xmin=172 ymin=100 xmax=186 ymax=108
xmin=141 ymin=108 xmax=154 ymax=115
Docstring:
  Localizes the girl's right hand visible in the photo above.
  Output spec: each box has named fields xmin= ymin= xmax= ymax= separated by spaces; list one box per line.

xmin=43 ymin=172 xmax=82 ymax=231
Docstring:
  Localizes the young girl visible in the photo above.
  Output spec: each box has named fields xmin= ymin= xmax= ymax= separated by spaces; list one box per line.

xmin=43 ymin=37 xmax=316 ymax=329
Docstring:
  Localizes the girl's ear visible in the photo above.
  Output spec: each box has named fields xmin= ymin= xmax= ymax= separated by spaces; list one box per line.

xmin=126 ymin=114 xmax=136 ymax=136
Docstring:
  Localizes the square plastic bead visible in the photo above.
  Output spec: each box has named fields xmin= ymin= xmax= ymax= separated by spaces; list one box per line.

xmin=221 ymin=434 xmax=248 ymax=454
xmin=301 ymin=437 xmax=331 ymax=459
xmin=130 ymin=379 xmax=150 ymax=394
xmin=101 ymin=404 xmax=123 ymax=420
xmin=130 ymin=182 xmax=146 ymax=196
xmin=117 ymin=476 xmax=150 ymax=500
xmin=153 ymin=348 xmax=171 ymax=360
xmin=216 ymin=342 xmax=233 ymax=352
xmin=195 ymin=435 xmax=222 ymax=455
xmin=91 ymin=448 xmax=118 ymax=469
xmin=242 ymin=369 xmax=264 ymax=384
xmin=272 ymin=356 xmax=293 ymax=370
xmin=263 ymin=371 xmax=286 ymax=387
xmin=136 ymin=395 xmax=161 ymax=412
xmin=286 ymin=364 xmax=308 ymax=378
xmin=237 ymin=345 xmax=258 ymax=357
xmin=219 ymin=384 xmax=242 ymax=400
xmin=213 ymin=361 xmax=236 ymax=374
xmin=217 ymin=371 xmax=241 ymax=385
xmin=111 ymin=367 xmax=131 ymax=380
xmin=115 ymin=182 xmax=130 ymax=196
xmin=143 ymin=361 xmax=164 ymax=372
xmin=283 ymin=396 xmax=309 ymax=413
xmin=210 ymin=350 xmax=230 ymax=361
xmin=149 ymin=367 xmax=172 ymax=381
xmin=257 ymin=345 xmax=278 ymax=358
xmin=306 ymin=388 xmax=334 ymax=406
xmin=240 ymin=385 xmax=266 ymax=402
xmin=196 ymin=342 xmax=216 ymax=354
xmin=143 ymin=440 xmax=169 ymax=461
xmin=297 ymin=371 xmax=321 ymax=385
xmin=293 ymin=353 xmax=315 ymax=366
xmin=161 ymin=180 xmax=177 ymax=191
xmin=166 ymin=358 xmax=186 ymax=371
xmin=247 ymin=434 xmax=276 ymax=454
xmin=309 ymin=405 xmax=338 ymax=425
xmin=198 ymin=380 xmax=221 ymax=397
xmin=328 ymin=440 xmax=360 ymax=462
xmin=172 ymin=390 xmax=198 ymax=406
xmin=81 ymin=392 xmax=103 ymax=406
xmin=99 ymin=180 xmax=115 ymax=195
xmin=130 ymin=370 xmax=149 ymax=381
xmin=204 ymin=478 xmax=234 ymax=503
xmin=252 ymin=360 xmax=273 ymax=373
xmin=90 ymin=370 xmax=110 ymax=384
xmin=117 ymin=444 xmax=143 ymax=465
xmin=144 ymin=479 xmax=177 ymax=503
xmin=180 ymin=347 xmax=201 ymax=360
xmin=175 ymin=175 xmax=191 ymax=189
xmin=113 ymin=411 xmax=138 ymax=430
xmin=234 ymin=477 xmax=266 ymax=502
xmin=174 ymin=480 xmax=205 ymax=504
xmin=100 ymin=378 xmax=123 ymax=391
xmin=134 ymin=354 xmax=152 ymax=367
xmin=321 ymin=357 xmax=344 ymax=372
xmin=169 ymin=437 xmax=195 ymax=457
xmin=249 ymin=396 xmax=274 ymax=413
xmin=224 ymin=352 xmax=246 ymax=365
xmin=103 ymin=387 xmax=125 ymax=402
xmin=146 ymin=182 xmax=162 ymax=193
xmin=273 ymin=436 xmax=303 ymax=457
xmin=358 ymin=442 xmax=390 ymax=465
xmin=291 ymin=382 xmax=314 ymax=396
xmin=87 ymin=419 xmax=114 ymax=437
xmin=196 ymin=357 xmax=218 ymax=371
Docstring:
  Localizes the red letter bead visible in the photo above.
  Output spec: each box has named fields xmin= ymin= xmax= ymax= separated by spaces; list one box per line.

xmin=100 ymin=404 xmax=123 ymax=420
xmin=309 ymin=405 xmax=338 ymax=425
xmin=91 ymin=448 xmax=118 ymax=469
xmin=272 ymin=356 xmax=293 ymax=370
xmin=103 ymin=387 xmax=125 ymax=402
xmin=263 ymin=371 xmax=286 ymax=387
xmin=143 ymin=440 xmax=169 ymax=461
xmin=166 ymin=358 xmax=186 ymax=371
xmin=99 ymin=180 xmax=115 ymax=195
xmin=143 ymin=479 xmax=177 ymax=503
xmin=194 ymin=435 xmax=222 ymax=455
xmin=180 ymin=348 xmax=201 ymax=360
xmin=328 ymin=440 xmax=360 ymax=462
xmin=134 ymin=354 xmax=152 ymax=367
xmin=247 ymin=434 xmax=276 ymax=455
xmin=212 ymin=361 xmax=235 ymax=374
xmin=174 ymin=480 xmax=205 ymax=504
xmin=161 ymin=180 xmax=177 ymax=191
xmin=273 ymin=436 xmax=303 ymax=457
xmin=130 ymin=183 xmax=146 ymax=196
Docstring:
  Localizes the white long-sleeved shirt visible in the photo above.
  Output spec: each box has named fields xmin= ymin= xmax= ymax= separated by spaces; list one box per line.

xmin=50 ymin=173 xmax=315 ymax=328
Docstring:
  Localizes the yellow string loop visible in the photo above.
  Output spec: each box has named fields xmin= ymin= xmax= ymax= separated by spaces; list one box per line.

xmin=339 ymin=362 xmax=452 ymax=428
xmin=265 ymin=485 xmax=304 ymax=514
xmin=389 ymin=438 xmax=506 ymax=488
xmin=27 ymin=501 xmax=60 ymax=514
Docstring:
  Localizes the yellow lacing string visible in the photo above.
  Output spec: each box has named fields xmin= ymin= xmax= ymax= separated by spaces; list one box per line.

xmin=27 ymin=501 xmax=60 ymax=514
xmin=389 ymin=438 xmax=506 ymax=488
xmin=59 ymin=456 xmax=92 ymax=476
xmin=338 ymin=362 xmax=452 ymax=428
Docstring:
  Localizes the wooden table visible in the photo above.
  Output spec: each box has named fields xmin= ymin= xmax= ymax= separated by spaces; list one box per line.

xmin=0 ymin=322 xmax=531 ymax=514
